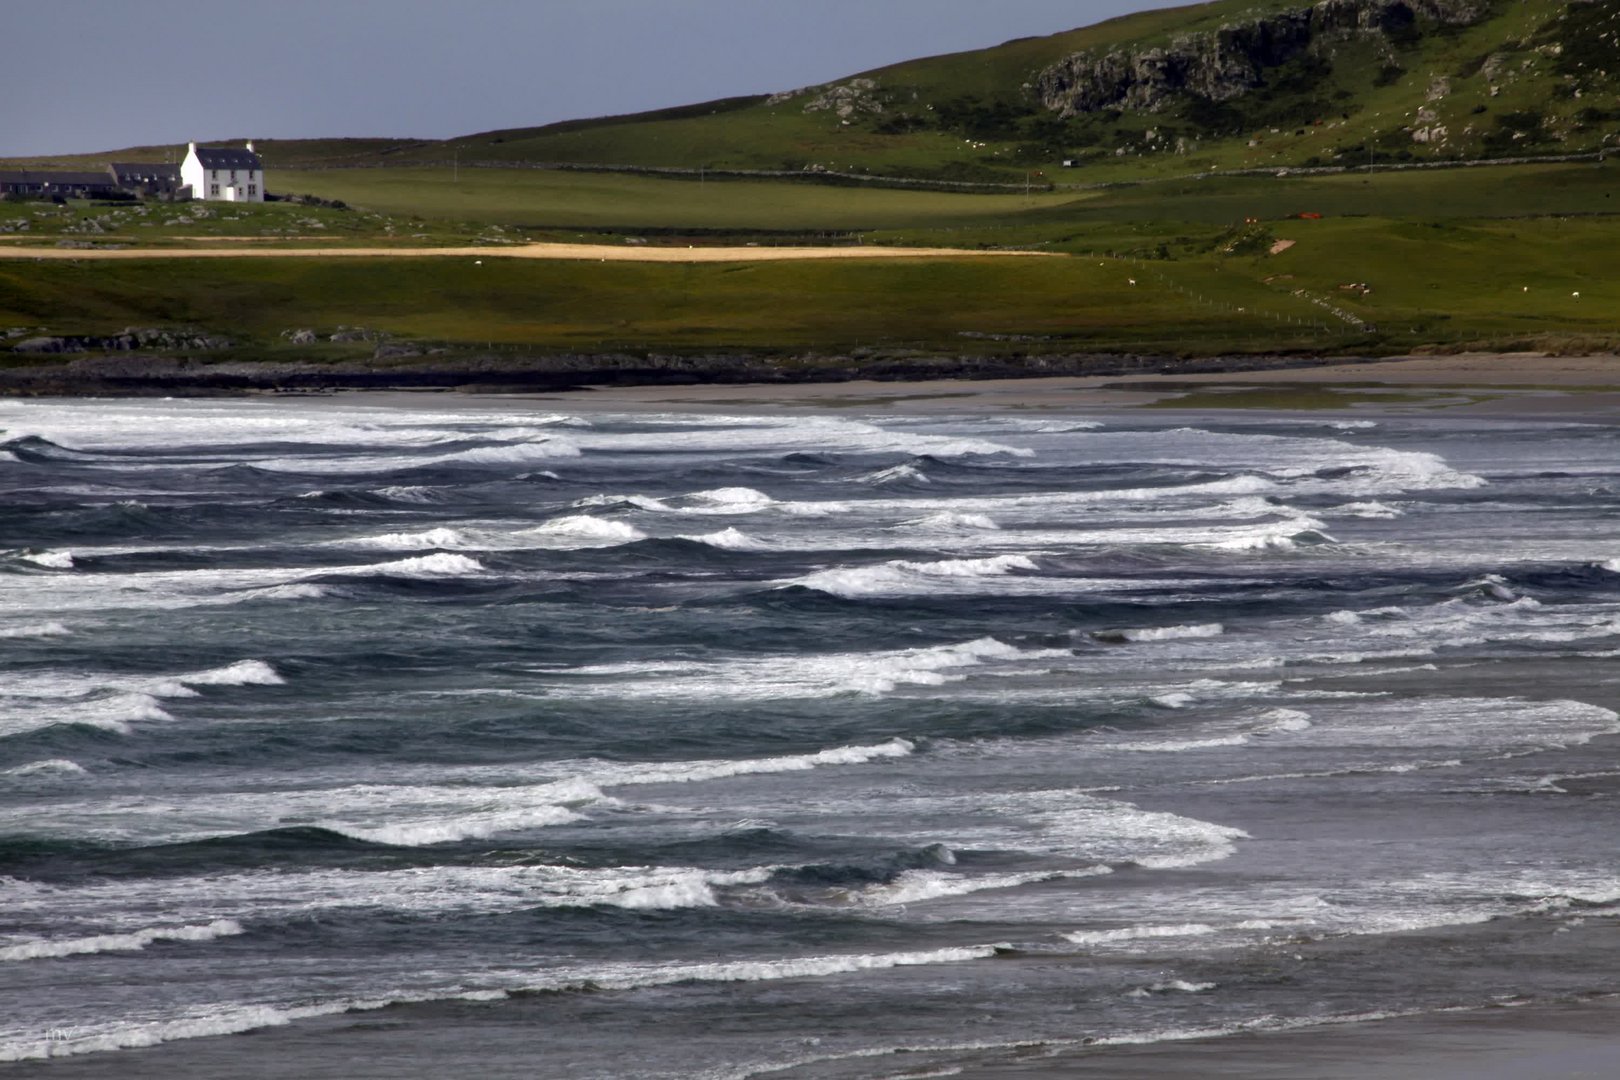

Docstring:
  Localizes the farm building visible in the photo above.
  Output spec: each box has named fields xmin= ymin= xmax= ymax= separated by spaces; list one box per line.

xmin=108 ymin=162 xmax=183 ymax=197
xmin=0 ymin=170 xmax=121 ymax=198
xmin=179 ymin=141 xmax=264 ymax=202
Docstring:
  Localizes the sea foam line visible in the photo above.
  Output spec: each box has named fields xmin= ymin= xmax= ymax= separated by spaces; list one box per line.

xmin=0 ymin=920 xmax=243 ymax=963
xmin=0 ymin=945 xmax=997 ymax=1062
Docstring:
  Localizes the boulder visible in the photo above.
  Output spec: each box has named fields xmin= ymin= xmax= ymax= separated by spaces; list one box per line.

xmin=11 ymin=336 xmax=71 ymax=354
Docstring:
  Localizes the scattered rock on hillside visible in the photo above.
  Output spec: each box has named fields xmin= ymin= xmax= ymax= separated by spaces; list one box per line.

xmin=1035 ymin=0 xmax=1490 ymax=115
xmin=802 ymin=78 xmax=886 ymax=119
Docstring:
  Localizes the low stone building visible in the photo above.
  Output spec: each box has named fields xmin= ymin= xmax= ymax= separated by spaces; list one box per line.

xmin=107 ymin=162 xmax=183 ymax=197
xmin=0 ymin=170 xmax=122 ymax=198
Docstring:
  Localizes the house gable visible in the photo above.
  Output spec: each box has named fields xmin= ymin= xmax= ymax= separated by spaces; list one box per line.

xmin=180 ymin=141 xmax=265 ymax=202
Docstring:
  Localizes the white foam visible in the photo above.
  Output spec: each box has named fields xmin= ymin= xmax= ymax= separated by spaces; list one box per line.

xmin=0 ymin=622 xmax=72 ymax=639
xmin=541 ymin=637 xmax=1068 ymax=700
xmin=258 ymin=436 xmax=582 ymax=474
xmin=0 ymin=736 xmax=917 ymax=846
xmin=1112 ymin=732 xmax=1248 ymax=752
xmin=684 ymin=527 xmax=770 ymax=551
xmin=178 ymin=660 xmax=284 ymax=687
xmin=790 ymin=554 xmax=1038 ymax=598
xmin=1205 ymin=526 xmax=1334 ymax=553
xmin=572 ymin=493 xmax=673 ymax=512
xmin=684 ymin=487 xmax=778 ymax=512
xmin=1259 ymin=708 xmax=1314 ymax=733
xmin=1 ymin=759 xmax=87 ymax=778
xmin=1065 ymin=923 xmax=1220 ymax=945
xmin=18 ymin=550 xmax=74 ymax=569
xmin=579 ymin=414 xmax=1031 ymax=460
xmin=585 ymin=737 xmax=916 ymax=787
xmin=1324 ymin=501 xmax=1403 ymax=519
xmin=858 ymin=866 xmax=1111 ymax=907
xmin=550 ymin=944 xmax=999 ymax=993
xmin=1 ymin=863 xmax=779 ymax=933
xmin=342 ymin=527 xmax=471 ymax=551
xmin=862 ymin=463 xmax=930 ymax=485
xmin=0 ymin=693 xmax=173 ymax=739
xmin=1106 ymin=623 xmax=1224 ymax=643
xmin=363 ymin=552 xmax=485 ymax=577
xmin=233 ymin=583 xmax=332 ymax=603
xmin=0 ymin=920 xmax=243 ymax=963
xmin=909 ymin=512 xmax=1000 ymax=530
xmin=522 ymin=515 xmax=645 ymax=547
xmin=1110 ymin=706 xmax=1312 ymax=753
xmin=888 ymin=790 xmax=1247 ymax=869
xmin=372 ymin=485 xmax=442 ymax=503
xmin=1127 ymin=980 xmax=1219 ymax=997
xmin=0 ymin=945 xmax=995 ymax=1062
xmin=431 ymin=440 xmax=582 ymax=466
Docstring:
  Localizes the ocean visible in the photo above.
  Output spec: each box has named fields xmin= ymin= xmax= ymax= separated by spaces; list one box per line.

xmin=3 ymin=395 xmax=1619 ymax=1078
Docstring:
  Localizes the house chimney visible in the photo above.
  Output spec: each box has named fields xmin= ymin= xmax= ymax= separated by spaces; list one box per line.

xmin=188 ymin=141 xmax=197 ymax=154
xmin=245 ymin=140 xmax=254 ymax=152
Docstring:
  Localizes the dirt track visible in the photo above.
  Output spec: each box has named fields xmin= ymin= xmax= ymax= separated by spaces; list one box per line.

xmin=0 ymin=242 xmax=1056 ymax=263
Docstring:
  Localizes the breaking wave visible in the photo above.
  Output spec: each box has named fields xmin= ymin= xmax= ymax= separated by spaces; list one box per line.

xmin=0 ymin=920 xmax=244 ymax=963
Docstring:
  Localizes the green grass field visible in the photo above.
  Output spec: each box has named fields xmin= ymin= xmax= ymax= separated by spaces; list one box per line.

xmin=0 ymin=255 xmax=1335 ymax=356
xmin=3 ymin=151 xmax=1617 ymax=364
xmin=270 ymin=167 xmax=1074 ymax=233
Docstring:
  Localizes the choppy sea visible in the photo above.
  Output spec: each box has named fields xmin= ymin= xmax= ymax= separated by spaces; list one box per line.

xmin=3 ymin=396 xmax=1620 ymax=1078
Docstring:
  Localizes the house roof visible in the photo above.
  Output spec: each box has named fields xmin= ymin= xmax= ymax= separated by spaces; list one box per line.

xmin=109 ymin=162 xmax=182 ymax=182
xmin=192 ymin=146 xmax=262 ymax=170
xmin=0 ymin=170 xmax=118 ymax=187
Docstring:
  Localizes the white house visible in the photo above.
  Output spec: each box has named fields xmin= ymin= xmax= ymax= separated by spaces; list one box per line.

xmin=180 ymin=141 xmax=264 ymax=202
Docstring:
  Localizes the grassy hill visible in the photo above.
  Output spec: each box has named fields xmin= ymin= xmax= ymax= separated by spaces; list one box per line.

xmin=10 ymin=1 xmax=1616 ymax=185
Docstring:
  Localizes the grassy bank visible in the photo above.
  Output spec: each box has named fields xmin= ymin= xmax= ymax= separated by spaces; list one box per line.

xmin=0 ymin=255 xmax=1333 ymax=356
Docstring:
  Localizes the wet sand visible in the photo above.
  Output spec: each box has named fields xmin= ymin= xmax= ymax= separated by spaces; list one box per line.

xmin=960 ymin=998 xmax=1620 ymax=1079
xmin=422 ymin=351 xmax=1620 ymax=420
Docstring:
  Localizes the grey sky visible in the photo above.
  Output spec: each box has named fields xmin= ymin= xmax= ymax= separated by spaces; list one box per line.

xmin=4 ymin=1 xmax=1184 ymax=157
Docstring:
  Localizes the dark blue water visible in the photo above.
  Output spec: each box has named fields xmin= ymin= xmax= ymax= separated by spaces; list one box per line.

xmin=4 ymin=397 xmax=1620 ymax=1077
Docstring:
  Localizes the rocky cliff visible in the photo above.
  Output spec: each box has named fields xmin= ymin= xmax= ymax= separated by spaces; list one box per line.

xmin=1033 ymin=0 xmax=1491 ymax=115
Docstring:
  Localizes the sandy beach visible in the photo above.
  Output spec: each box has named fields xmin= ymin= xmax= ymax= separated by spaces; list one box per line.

xmin=954 ymin=997 xmax=1620 ymax=1078
xmin=437 ymin=350 xmax=1620 ymax=420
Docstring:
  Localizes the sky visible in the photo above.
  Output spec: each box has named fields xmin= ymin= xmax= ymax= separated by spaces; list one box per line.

xmin=2 ymin=1 xmax=1187 ymax=157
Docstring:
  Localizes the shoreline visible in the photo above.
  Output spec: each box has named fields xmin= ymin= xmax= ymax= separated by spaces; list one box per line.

xmin=5 ymin=351 xmax=1619 ymax=414
xmin=954 ymin=996 xmax=1620 ymax=1079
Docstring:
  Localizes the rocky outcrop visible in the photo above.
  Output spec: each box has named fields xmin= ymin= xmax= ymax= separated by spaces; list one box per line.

xmin=1034 ymin=0 xmax=1490 ymax=115
xmin=9 ymin=328 xmax=230 ymax=354
xmin=799 ymin=78 xmax=886 ymax=119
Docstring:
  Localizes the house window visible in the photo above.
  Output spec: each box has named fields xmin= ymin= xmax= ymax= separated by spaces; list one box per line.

xmin=231 ymin=170 xmax=237 ymax=180
xmin=211 ymin=169 xmax=218 ymax=180
xmin=248 ymin=184 xmax=256 ymax=196
xmin=210 ymin=184 xmax=219 ymax=196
